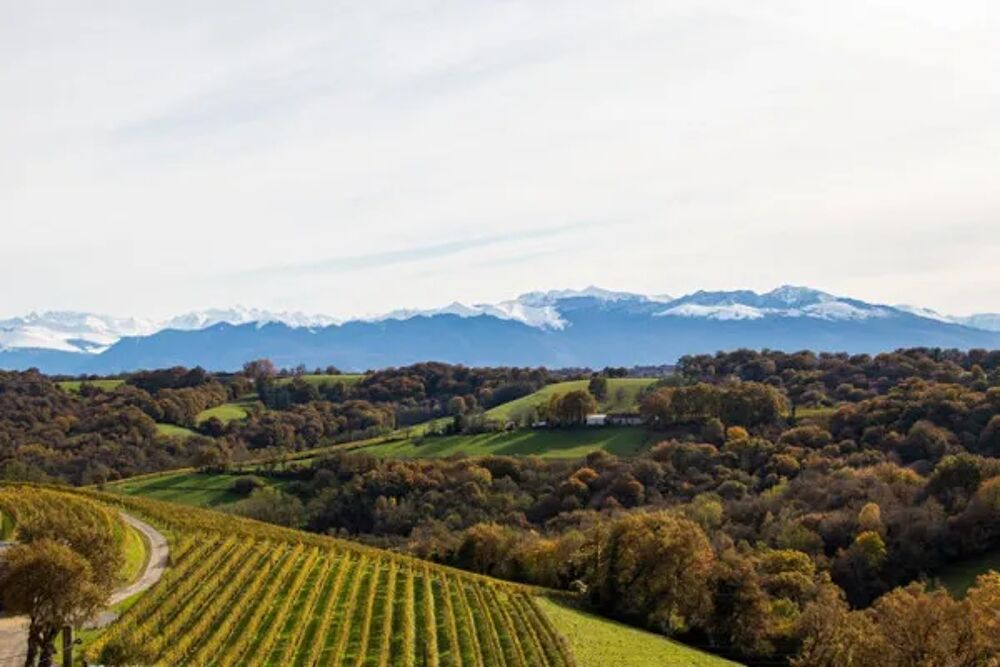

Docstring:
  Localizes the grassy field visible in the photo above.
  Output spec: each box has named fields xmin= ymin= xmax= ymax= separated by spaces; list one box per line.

xmin=155 ymin=422 xmax=198 ymax=438
xmin=108 ymin=471 xmax=278 ymax=508
xmin=275 ymin=373 xmax=366 ymax=386
xmin=57 ymin=378 xmax=125 ymax=392
xmin=935 ymin=550 xmax=1000 ymax=597
xmin=536 ymin=597 xmax=736 ymax=666
xmin=119 ymin=520 xmax=150 ymax=585
xmin=363 ymin=427 xmax=650 ymax=459
xmin=196 ymin=397 xmax=258 ymax=425
xmin=485 ymin=378 xmax=657 ymax=422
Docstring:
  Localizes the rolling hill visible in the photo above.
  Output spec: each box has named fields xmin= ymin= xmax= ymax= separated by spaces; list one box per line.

xmin=4 ymin=485 xmax=730 ymax=666
xmin=484 ymin=378 xmax=657 ymax=421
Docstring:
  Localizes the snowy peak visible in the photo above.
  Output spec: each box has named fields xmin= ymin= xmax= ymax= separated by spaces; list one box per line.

xmin=0 ymin=312 xmax=159 ymax=353
xmin=1 ymin=286 xmax=998 ymax=356
xmin=163 ymin=307 xmax=339 ymax=331
xmin=515 ymin=286 xmax=656 ymax=306
xmin=372 ymin=286 xmax=671 ymax=330
xmin=374 ymin=298 xmax=568 ymax=329
xmin=761 ymin=285 xmax=834 ymax=308
xmin=657 ymin=287 xmax=892 ymax=322
xmin=896 ymin=306 xmax=1000 ymax=332
xmin=0 ymin=308 xmax=338 ymax=353
xmin=959 ymin=314 xmax=1000 ymax=332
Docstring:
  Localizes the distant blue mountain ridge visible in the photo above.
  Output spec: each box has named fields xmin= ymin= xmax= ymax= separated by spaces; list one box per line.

xmin=1 ymin=286 xmax=998 ymax=373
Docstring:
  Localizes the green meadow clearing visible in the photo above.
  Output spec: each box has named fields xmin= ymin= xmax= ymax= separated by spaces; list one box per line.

xmin=196 ymin=397 xmax=258 ymax=424
xmin=535 ymin=597 xmax=737 ymax=667
xmin=362 ymin=426 xmax=650 ymax=459
xmin=404 ymin=377 xmax=659 ymax=436
xmin=485 ymin=378 xmax=658 ymax=422
xmin=275 ymin=373 xmax=366 ymax=386
xmin=57 ymin=378 xmax=125 ymax=392
xmin=109 ymin=471 xmax=288 ymax=508
xmin=155 ymin=422 xmax=198 ymax=438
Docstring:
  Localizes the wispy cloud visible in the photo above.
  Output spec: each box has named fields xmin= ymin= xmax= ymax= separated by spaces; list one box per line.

xmin=230 ymin=220 xmax=605 ymax=279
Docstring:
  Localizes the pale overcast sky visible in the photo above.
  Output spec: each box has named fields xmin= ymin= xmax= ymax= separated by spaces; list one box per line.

xmin=2 ymin=1 xmax=998 ymax=319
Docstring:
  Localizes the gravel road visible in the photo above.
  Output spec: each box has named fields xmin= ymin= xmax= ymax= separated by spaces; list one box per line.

xmin=0 ymin=512 xmax=168 ymax=666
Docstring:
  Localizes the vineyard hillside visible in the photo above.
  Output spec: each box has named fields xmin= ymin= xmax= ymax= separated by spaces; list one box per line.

xmin=1 ymin=485 xmax=734 ymax=666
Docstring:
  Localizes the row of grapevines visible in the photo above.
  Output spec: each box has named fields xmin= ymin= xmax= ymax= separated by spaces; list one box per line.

xmin=187 ymin=542 xmax=291 ymax=665
xmin=159 ymin=541 xmax=271 ymax=663
xmin=157 ymin=538 xmax=259 ymax=642
xmin=127 ymin=535 xmax=242 ymax=640
xmin=275 ymin=552 xmax=337 ymax=664
xmin=504 ymin=593 xmax=552 ymax=665
xmin=85 ymin=532 xmax=221 ymax=659
xmin=452 ymin=576 xmax=486 ymax=667
xmin=296 ymin=554 xmax=354 ymax=667
xmin=329 ymin=554 xmax=371 ymax=662
xmin=402 ymin=567 xmax=418 ymax=666
xmin=252 ymin=546 xmax=322 ymax=663
xmin=214 ymin=543 xmax=308 ymax=665
xmin=525 ymin=596 xmax=579 ymax=667
xmin=421 ymin=568 xmax=440 ymax=667
xmin=434 ymin=573 xmax=463 ymax=667
xmin=375 ymin=561 xmax=399 ymax=667
xmin=351 ymin=558 xmax=384 ymax=665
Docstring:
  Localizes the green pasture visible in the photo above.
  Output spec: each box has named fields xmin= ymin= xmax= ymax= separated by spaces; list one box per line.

xmin=57 ymin=379 xmax=125 ymax=393
xmin=536 ymin=597 xmax=737 ymax=666
xmin=485 ymin=378 xmax=657 ymax=422
xmin=362 ymin=426 xmax=650 ymax=459
xmin=108 ymin=471 xmax=282 ymax=508
xmin=275 ymin=373 xmax=365 ymax=386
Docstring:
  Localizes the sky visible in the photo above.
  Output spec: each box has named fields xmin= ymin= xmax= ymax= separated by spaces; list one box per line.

xmin=2 ymin=0 xmax=999 ymax=320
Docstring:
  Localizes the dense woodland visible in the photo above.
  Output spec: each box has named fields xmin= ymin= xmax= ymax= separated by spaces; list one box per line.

xmin=224 ymin=348 xmax=1000 ymax=666
xmin=0 ymin=362 xmax=574 ymax=483
xmin=5 ymin=349 xmax=1000 ymax=664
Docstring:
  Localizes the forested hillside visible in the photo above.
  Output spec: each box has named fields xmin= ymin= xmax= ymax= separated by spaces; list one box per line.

xmin=108 ymin=347 xmax=1000 ymax=665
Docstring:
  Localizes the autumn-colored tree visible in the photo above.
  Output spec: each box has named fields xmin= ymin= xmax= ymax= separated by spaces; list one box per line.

xmin=979 ymin=415 xmax=1000 ymax=457
xmin=868 ymin=582 xmax=977 ymax=667
xmin=0 ymin=539 xmax=106 ymax=666
xmin=579 ymin=511 xmax=714 ymax=635
xmin=549 ymin=390 xmax=598 ymax=426
xmin=241 ymin=358 xmax=276 ymax=380
xmin=708 ymin=554 xmax=773 ymax=655
xmin=964 ymin=571 xmax=1000 ymax=662
xmin=857 ymin=503 xmax=884 ymax=535
xmin=793 ymin=584 xmax=879 ymax=667
xmin=447 ymin=395 xmax=468 ymax=416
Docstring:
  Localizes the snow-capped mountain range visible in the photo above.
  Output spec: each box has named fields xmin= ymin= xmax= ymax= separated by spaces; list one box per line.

xmin=1 ymin=286 xmax=998 ymax=373
xmin=0 ymin=307 xmax=340 ymax=355
xmin=372 ymin=287 xmax=673 ymax=331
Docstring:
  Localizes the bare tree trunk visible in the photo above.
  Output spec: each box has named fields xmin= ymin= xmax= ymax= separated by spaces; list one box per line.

xmin=25 ymin=621 xmax=41 ymax=667
xmin=38 ymin=627 xmax=57 ymax=667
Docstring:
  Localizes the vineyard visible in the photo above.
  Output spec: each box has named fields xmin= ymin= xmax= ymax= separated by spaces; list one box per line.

xmin=56 ymin=488 xmax=577 ymax=667
xmin=0 ymin=485 xmax=733 ymax=666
